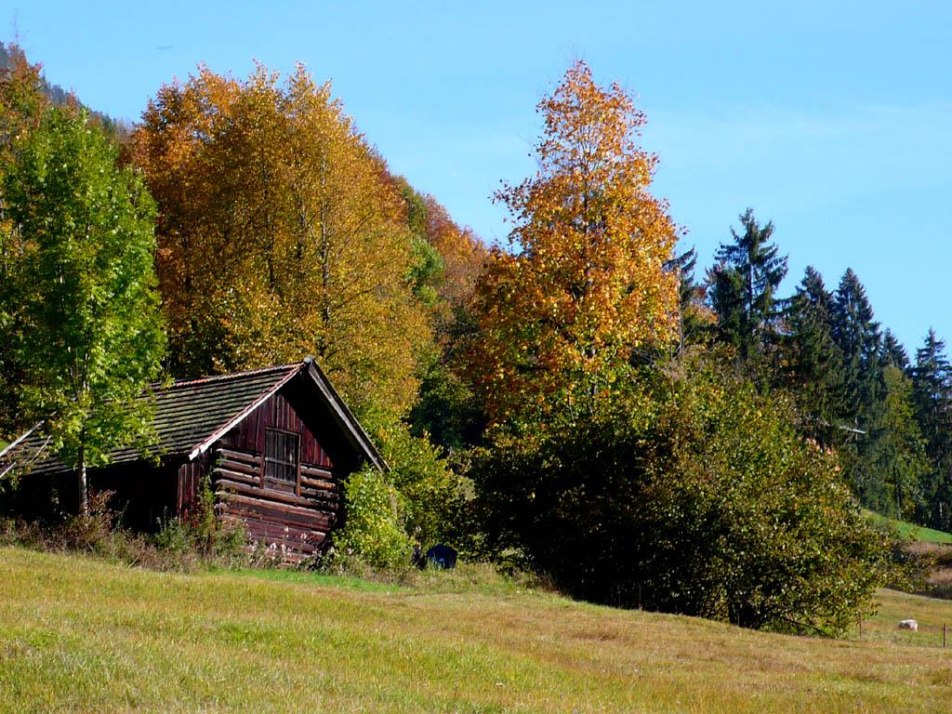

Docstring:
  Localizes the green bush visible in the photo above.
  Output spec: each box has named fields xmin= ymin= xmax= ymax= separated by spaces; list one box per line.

xmin=154 ymin=476 xmax=245 ymax=561
xmin=333 ymin=466 xmax=413 ymax=570
xmin=375 ymin=422 xmax=470 ymax=550
xmin=474 ymin=350 xmax=903 ymax=635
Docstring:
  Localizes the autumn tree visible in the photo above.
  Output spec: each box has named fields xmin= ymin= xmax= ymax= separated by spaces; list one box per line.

xmin=4 ymin=107 xmax=165 ymax=513
xmin=0 ymin=44 xmax=48 ymax=438
xmin=133 ymin=65 xmax=430 ymax=421
xmin=465 ymin=60 xmax=679 ymax=426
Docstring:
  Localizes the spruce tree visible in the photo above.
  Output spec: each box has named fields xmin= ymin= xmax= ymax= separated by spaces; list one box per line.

xmin=667 ymin=246 xmax=708 ymax=348
xmin=830 ymin=269 xmax=884 ymax=505
xmin=831 ymin=269 xmax=882 ymax=423
xmin=867 ymin=365 xmax=927 ymax=519
xmin=881 ymin=329 xmax=911 ymax=372
xmin=709 ymin=208 xmax=787 ymax=365
xmin=783 ymin=266 xmax=845 ymax=445
xmin=912 ymin=329 xmax=952 ymax=528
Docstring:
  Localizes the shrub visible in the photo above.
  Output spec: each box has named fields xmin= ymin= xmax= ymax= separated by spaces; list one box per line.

xmin=375 ymin=422 xmax=470 ymax=550
xmin=474 ymin=351 xmax=903 ymax=635
xmin=332 ymin=466 xmax=413 ymax=570
xmin=0 ymin=480 xmax=249 ymax=571
xmin=153 ymin=476 xmax=245 ymax=562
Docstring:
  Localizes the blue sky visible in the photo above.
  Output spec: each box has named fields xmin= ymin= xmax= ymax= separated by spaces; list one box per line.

xmin=4 ymin=1 xmax=951 ymax=354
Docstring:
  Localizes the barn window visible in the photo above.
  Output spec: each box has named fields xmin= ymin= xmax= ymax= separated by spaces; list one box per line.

xmin=264 ymin=429 xmax=299 ymax=482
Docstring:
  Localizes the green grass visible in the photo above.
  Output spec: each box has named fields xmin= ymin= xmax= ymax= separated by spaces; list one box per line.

xmin=866 ymin=509 xmax=952 ymax=544
xmin=2 ymin=547 xmax=952 ymax=713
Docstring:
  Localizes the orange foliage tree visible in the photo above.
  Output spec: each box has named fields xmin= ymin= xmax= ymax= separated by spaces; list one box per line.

xmin=466 ymin=61 xmax=680 ymax=426
xmin=132 ymin=65 xmax=431 ymax=420
xmin=0 ymin=45 xmax=49 ymax=436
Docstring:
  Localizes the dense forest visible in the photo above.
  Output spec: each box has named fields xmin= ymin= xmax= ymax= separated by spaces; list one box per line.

xmin=0 ymin=42 xmax=946 ymax=634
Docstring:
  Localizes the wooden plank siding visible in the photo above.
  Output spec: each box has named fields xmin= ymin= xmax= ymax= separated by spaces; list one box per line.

xmin=232 ymin=392 xmax=334 ymax=469
xmin=176 ymin=461 xmax=205 ymax=515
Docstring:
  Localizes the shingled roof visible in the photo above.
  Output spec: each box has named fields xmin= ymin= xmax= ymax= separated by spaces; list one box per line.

xmin=0 ymin=359 xmax=385 ymax=478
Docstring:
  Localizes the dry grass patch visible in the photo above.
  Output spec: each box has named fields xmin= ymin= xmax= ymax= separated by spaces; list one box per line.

xmin=1 ymin=547 xmax=952 ymax=712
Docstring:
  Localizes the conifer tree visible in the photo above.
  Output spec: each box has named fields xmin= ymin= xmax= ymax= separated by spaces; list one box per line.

xmin=866 ymin=365 xmax=927 ymax=519
xmin=912 ymin=329 xmax=952 ymax=528
xmin=667 ymin=246 xmax=710 ymax=347
xmin=783 ymin=266 xmax=844 ymax=445
xmin=832 ymin=268 xmax=882 ymax=425
xmin=881 ymin=329 xmax=911 ymax=372
xmin=708 ymin=208 xmax=787 ymax=365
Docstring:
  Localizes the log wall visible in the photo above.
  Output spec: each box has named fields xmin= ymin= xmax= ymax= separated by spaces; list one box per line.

xmin=212 ymin=448 xmax=340 ymax=560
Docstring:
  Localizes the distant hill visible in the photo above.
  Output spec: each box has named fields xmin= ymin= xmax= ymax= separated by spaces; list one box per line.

xmin=0 ymin=41 xmax=129 ymax=139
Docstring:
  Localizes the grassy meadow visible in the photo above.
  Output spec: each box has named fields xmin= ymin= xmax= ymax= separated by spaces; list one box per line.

xmin=866 ymin=510 xmax=952 ymax=545
xmin=1 ymin=547 xmax=952 ymax=712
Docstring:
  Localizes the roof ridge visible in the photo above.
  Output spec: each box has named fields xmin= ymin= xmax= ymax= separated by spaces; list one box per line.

xmin=159 ymin=363 xmax=299 ymax=390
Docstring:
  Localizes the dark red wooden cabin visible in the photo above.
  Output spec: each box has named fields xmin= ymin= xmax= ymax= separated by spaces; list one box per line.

xmin=0 ymin=359 xmax=386 ymax=559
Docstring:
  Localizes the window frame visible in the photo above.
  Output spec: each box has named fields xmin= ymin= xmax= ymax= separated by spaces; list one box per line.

xmin=263 ymin=427 xmax=301 ymax=491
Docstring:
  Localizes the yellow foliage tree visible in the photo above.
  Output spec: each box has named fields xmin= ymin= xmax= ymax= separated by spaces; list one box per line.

xmin=133 ymin=65 xmax=430 ymax=419
xmin=466 ymin=61 xmax=680 ymax=425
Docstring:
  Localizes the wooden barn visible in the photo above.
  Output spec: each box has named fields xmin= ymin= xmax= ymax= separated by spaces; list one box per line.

xmin=0 ymin=358 xmax=386 ymax=559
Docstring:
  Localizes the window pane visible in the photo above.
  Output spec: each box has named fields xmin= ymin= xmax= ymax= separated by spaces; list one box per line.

xmin=264 ymin=429 xmax=298 ymax=482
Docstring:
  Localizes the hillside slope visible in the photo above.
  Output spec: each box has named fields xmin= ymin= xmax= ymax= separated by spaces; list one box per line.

xmin=1 ymin=547 xmax=951 ymax=713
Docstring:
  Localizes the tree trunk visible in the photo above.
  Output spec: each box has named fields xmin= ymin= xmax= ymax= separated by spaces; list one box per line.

xmin=78 ymin=444 xmax=88 ymax=516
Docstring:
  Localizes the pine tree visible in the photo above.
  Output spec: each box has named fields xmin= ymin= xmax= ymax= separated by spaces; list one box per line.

xmin=708 ymin=208 xmax=787 ymax=365
xmin=912 ymin=329 xmax=952 ymax=528
xmin=866 ymin=365 xmax=927 ymax=519
xmin=783 ymin=266 xmax=845 ymax=445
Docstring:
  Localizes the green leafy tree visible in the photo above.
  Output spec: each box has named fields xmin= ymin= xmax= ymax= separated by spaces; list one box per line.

xmin=4 ymin=107 xmax=165 ymax=513
xmin=708 ymin=208 xmax=787 ymax=365
xmin=473 ymin=349 xmax=897 ymax=634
